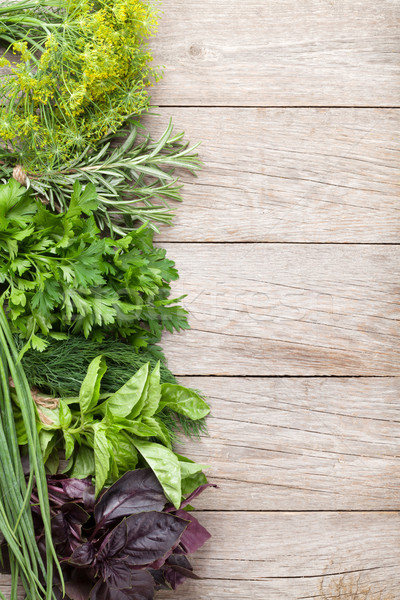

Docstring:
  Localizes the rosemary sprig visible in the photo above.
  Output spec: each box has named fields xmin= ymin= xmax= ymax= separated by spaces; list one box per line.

xmin=0 ymin=117 xmax=202 ymax=235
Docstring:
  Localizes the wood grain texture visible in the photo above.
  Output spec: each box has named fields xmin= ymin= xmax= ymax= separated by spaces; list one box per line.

xmin=156 ymin=512 xmax=400 ymax=599
xmin=1 ymin=512 xmax=398 ymax=599
xmin=174 ymin=377 xmax=400 ymax=510
xmin=145 ymin=107 xmax=400 ymax=243
xmin=150 ymin=0 xmax=400 ymax=107
xmin=160 ymin=243 xmax=400 ymax=375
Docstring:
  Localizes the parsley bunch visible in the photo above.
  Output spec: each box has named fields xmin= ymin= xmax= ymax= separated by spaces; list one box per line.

xmin=0 ymin=178 xmax=189 ymax=351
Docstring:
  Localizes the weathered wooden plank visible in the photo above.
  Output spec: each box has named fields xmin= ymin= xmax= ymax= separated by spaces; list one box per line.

xmin=160 ymin=243 xmax=400 ymax=375
xmin=1 ymin=513 xmax=398 ymax=599
xmin=150 ymin=0 xmax=400 ymax=107
xmin=157 ymin=512 xmax=400 ymax=599
xmin=145 ymin=108 xmax=400 ymax=243
xmin=158 ymin=575 xmax=396 ymax=600
xmin=174 ymin=377 xmax=400 ymax=510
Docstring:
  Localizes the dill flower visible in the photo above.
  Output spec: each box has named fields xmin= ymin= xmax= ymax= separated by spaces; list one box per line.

xmin=0 ymin=0 xmax=161 ymax=173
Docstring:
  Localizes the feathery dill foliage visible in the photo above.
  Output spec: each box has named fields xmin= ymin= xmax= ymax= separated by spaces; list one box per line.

xmin=0 ymin=0 xmax=161 ymax=173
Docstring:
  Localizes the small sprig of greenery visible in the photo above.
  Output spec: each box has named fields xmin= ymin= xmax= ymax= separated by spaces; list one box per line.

xmin=0 ymin=178 xmax=189 ymax=351
xmin=0 ymin=0 xmax=160 ymax=173
xmin=0 ymin=118 xmax=202 ymax=236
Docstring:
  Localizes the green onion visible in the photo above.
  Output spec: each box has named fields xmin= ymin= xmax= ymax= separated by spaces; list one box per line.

xmin=0 ymin=308 xmax=64 ymax=599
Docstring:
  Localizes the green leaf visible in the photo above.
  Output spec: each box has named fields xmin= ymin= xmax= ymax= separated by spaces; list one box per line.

xmin=159 ymin=384 xmax=210 ymax=420
xmin=46 ymin=447 xmax=60 ymax=475
xmin=9 ymin=288 xmax=26 ymax=307
xmin=132 ymin=439 xmax=181 ymax=508
xmin=93 ymin=423 xmax=110 ymax=496
xmin=106 ymin=363 xmax=149 ymax=418
xmin=181 ymin=471 xmax=208 ymax=497
xmin=70 ymin=445 xmax=95 ymax=479
xmin=177 ymin=455 xmax=209 ymax=479
xmin=79 ymin=355 xmax=107 ymax=414
xmin=31 ymin=334 xmax=48 ymax=352
xmin=67 ymin=181 xmax=98 ymax=219
xmin=107 ymin=431 xmax=138 ymax=475
xmin=59 ymin=399 xmax=72 ymax=429
xmin=141 ymin=361 xmax=161 ymax=417
xmin=39 ymin=430 xmax=55 ymax=461
xmin=64 ymin=431 xmax=75 ymax=461
xmin=141 ymin=416 xmax=172 ymax=448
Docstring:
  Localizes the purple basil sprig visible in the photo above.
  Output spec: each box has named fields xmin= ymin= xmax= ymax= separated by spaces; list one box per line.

xmin=26 ymin=469 xmax=216 ymax=599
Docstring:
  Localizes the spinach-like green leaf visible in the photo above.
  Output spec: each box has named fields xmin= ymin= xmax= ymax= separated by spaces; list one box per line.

xmin=79 ymin=355 xmax=107 ymax=414
xmin=70 ymin=445 xmax=95 ymax=479
xmin=106 ymin=363 xmax=149 ymax=418
xmin=93 ymin=423 xmax=110 ymax=496
xmin=158 ymin=384 xmax=210 ymax=420
xmin=141 ymin=361 xmax=161 ymax=417
xmin=64 ymin=431 xmax=75 ymax=461
xmin=133 ymin=439 xmax=182 ymax=509
xmin=59 ymin=399 xmax=72 ymax=429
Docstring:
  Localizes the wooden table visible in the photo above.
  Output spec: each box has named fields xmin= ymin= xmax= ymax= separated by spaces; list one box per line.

xmin=0 ymin=1 xmax=399 ymax=598
xmin=150 ymin=1 xmax=400 ymax=598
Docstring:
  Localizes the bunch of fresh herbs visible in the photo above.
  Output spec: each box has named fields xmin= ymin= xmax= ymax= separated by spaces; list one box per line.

xmin=1 ymin=469 xmax=214 ymax=600
xmin=0 ymin=0 xmax=160 ymax=173
xmin=17 ymin=335 xmax=209 ymax=439
xmin=14 ymin=356 xmax=210 ymax=502
xmin=0 ymin=178 xmax=189 ymax=351
xmin=0 ymin=308 xmax=62 ymax=599
xmin=0 ymin=118 xmax=202 ymax=236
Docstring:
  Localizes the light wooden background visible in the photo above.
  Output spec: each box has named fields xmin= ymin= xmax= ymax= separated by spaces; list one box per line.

xmin=0 ymin=1 xmax=399 ymax=599
xmin=151 ymin=1 xmax=400 ymax=599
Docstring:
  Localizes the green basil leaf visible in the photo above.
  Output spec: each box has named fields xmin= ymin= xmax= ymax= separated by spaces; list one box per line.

xmin=141 ymin=361 xmax=161 ymax=417
xmin=38 ymin=404 xmax=60 ymax=430
xmin=107 ymin=431 xmax=138 ymax=475
xmin=120 ymin=419 xmax=159 ymax=438
xmin=59 ymin=399 xmax=72 ymax=429
xmin=106 ymin=363 xmax=149 ymax=418
xmin=64 ymin=431 xmax=75 ymax=461
xmin=158 ymin=384 xmax=210 ymax=420
xmin=181 ymin=472 xmax=208 ymax=497
xmin=93 ymin=423 xmax=110 ymax=496
xmin=141 ymin=416 xmax=172 ymax=449
xmin=132 ymin=439 xmax=181 ymax=509
xmin=79 ymin=355 xmax=107 ymax=414
xmin=70 ymin=445 xmax=95 ymax=479
xmin=39 ymin=430 xmax=55 ymax=461
xmin=177 ymin=455 xmax=209 ymax=479
xmin=46 ymin=447 xmax=60 ymax=475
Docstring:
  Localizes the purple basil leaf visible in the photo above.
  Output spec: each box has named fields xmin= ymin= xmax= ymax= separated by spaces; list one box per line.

xmin=149 ymin=569 xmax=171 ymax=591
xmin=68 ymin=542 xmax=96 ymax=567
xmin=52 ymin=503 xmax=90 ymax=557
xmin=163 ymin=554 xmax=200 ymax=589
xmin=61 ymin=566 xmax=95 ymax=600
xmin=174 ymin=509 xmax=211 ymax=554
xmin=90 ymin=570 xmax=155 ymax=600
xmin=94 ymin=469 xmax=166 ymax=530
xmin=98 ymin=512 xmax=188 ymax=569
xmin=100 ymin=559 xmax=134 ymax=589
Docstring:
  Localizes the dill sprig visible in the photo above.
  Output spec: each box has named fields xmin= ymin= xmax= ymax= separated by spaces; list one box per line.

xmin=0 ymin=0 xmax=161 ymax=173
